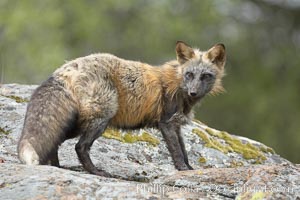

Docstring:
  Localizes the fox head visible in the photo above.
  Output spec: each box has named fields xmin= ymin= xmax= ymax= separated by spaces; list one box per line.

xmin=176 ymin=41 xmax=226 ymax=99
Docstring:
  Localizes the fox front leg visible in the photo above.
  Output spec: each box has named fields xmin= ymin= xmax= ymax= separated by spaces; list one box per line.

xmin=159 ymin=122 xmax=191 ymax=171
xmin=176 ymin=128 xmax=193 ymax=170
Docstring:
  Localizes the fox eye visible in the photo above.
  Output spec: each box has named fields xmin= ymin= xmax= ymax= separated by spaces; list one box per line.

xmin=201 ymin=73 xmax=213 ymax=80
xmin=185 ymin=72 xmax=194 ymax=80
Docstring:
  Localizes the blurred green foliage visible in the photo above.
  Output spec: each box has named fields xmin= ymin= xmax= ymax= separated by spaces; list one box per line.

xmin=0 ymin=0 xmax=299 ymax=163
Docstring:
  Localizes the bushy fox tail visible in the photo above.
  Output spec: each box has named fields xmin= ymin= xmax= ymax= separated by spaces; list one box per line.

xmin=18 ymin=77 xmax=78 ymax=165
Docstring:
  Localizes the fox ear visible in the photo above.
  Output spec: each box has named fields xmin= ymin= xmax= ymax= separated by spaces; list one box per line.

xmin=204 ymin=43 xmax=226 ymax=69
xmin=176 ymin=41 xmax=195 ymax=64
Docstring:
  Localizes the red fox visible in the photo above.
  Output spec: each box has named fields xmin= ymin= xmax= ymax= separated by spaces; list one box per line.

xmin=18 ymin=41 xmax=226 ymax=176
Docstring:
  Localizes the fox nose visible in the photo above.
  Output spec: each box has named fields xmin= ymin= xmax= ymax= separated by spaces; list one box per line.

xmin=189 ymin=92 xmax=197 ymax=97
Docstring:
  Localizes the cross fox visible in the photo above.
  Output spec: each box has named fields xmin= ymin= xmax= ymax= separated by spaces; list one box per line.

xmin=18 ymin=41 xmax=226 ymax=176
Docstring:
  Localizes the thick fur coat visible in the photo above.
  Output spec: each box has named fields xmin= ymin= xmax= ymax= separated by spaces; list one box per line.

xmin=18 ymin=41 xmax=226 ymax=176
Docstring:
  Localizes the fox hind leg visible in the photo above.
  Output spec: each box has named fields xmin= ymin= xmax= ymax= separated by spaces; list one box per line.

xmin=73 ymin=68 xmax=118 ymax=176
xmin=47 ymin=150 xmax=60 ymax=167
xmin=75 ymin=118 xmax=111 ymax=176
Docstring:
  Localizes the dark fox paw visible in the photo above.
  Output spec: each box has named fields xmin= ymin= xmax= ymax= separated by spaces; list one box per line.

xmin=175 ymin=163 xmax=193 ymax=171
xmin=187 ymin=164 xmax=194 ymax=170
xmin=91 ymin=169 xmax=113 ymax=178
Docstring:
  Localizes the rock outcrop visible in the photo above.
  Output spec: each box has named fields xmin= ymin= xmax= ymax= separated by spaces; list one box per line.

xmin=0 ymin=84 xmax=299 ymax=199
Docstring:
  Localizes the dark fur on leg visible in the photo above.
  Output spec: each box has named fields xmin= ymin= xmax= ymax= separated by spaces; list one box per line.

xmin=75 ymin=118 xmax=112 ymax=177
xmin=176 ymin=129 xmax=193 ymax=169
xmin=159 ymin=96 xmax=193 ymax=170
xmin=159 ymin=122 xmax=190 ymax=170
xmin=47 ymin=150 xmax=60 ymax=167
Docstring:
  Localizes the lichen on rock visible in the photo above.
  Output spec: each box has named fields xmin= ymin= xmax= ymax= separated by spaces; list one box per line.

xmin=192 ymin=127 xmax=274 ymax=164
xmin=236 ymin=191 xmax=271 ymax=200
xmin=1 ymin=95 xmax=28 ymax=103
xmin=102 ymin=128 xmax=160 ymax=146
xmin=198 ymin=156 xmax=207 ymax=163
xmin=0 ymin=126 xmax=11 ymax=137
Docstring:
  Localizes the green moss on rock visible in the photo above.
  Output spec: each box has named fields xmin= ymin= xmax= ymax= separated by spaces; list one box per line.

xmin=102 ymin=128 xmax=124 ymax=142
xmin=0 ymin=127 xmax=11 ymax=137
xmin=229 ymin=160 xmax=244 ymax=168
xmin=102 ymin=128 xmax=160 ymax=146
xmin=1 ymin=95 xmax=28 ymax=103
xmin=198 ymin=156 xmax=207 ymax=163
xmin=250 ymin=191 xmax=269 ymax=200
xmin=124 ymin=132 xmax=160 ymax=146
xmin=192 ymin=128 xmax=232 ymax=154
xmin=259 ymin=146 xmax=275 ymax=154
xmin=237 ymin=191 xmax=271 ymax=200
xmin=193 ymin=128 xmax=270 ymax=163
